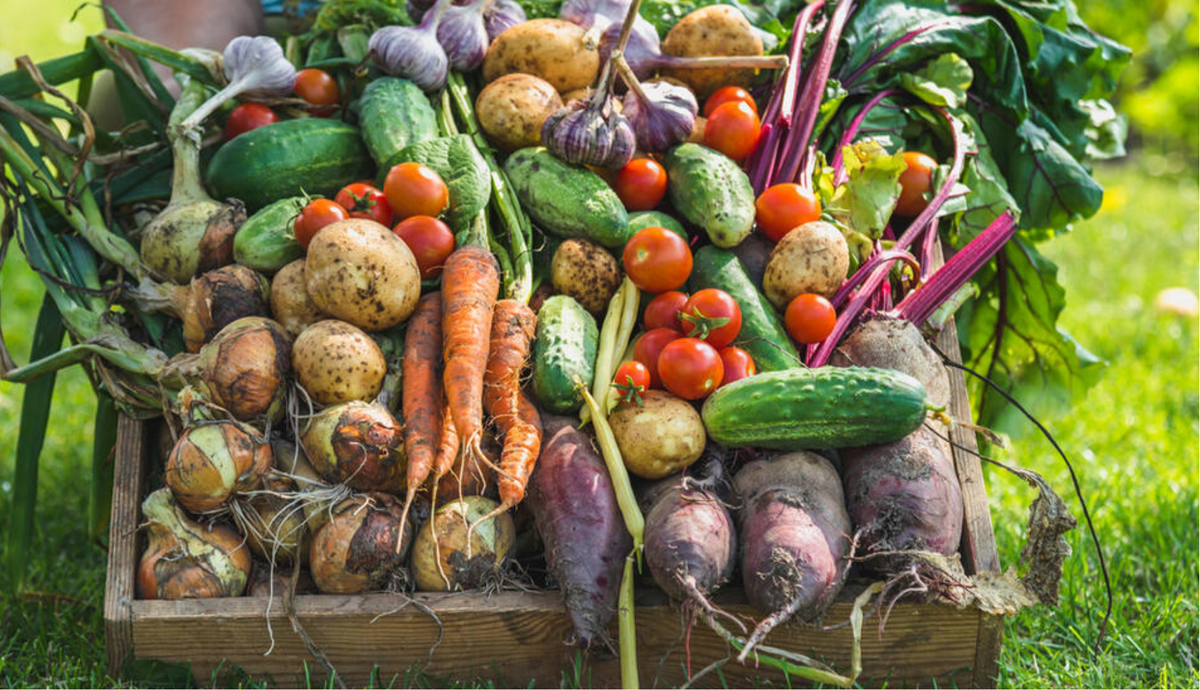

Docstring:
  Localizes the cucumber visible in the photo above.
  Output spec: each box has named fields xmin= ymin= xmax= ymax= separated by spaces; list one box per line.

xmin=688 ymin=246 xmax=800 ymax=372
xmin=701 ymin=367 xmax=929 ymax=450
xmin=533 ymin=295 xmax=599 ymax=413
xmin=628 ymin=210 xmax=687 ymax=240
xmin=504 ymin=147 xmax=629 ymax=248
xmin=232 ymin=196 xmax=306 ymax=272
xmin=664 ymin=143 xmax=755 ymax=248
xmin=359 ymin=78 xmax=438 ymax=170
xmin=205 ymin=118 xmax=372 ymax=211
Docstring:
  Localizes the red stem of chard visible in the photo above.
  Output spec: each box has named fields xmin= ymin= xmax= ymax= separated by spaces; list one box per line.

xmin=842 ymin=23 xmax=946 ymax=88
xmin=829 ymin=248 xmax=920 ymax=310
xmin=896 ymin=210 xmax=1017 ymax=327
xmin=830 ymin=88 xmax=899 ymax=185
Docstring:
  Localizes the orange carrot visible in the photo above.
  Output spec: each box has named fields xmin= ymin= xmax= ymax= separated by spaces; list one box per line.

xmin=441 ymin=246 xmax=500 ymax=464
xmin=481 ymin=299 xmax=542 ymax=512
xmin=397 ymin=292 xmax=442 ymax=549
xmin=428 ymin=394 xmax=460 ymax=587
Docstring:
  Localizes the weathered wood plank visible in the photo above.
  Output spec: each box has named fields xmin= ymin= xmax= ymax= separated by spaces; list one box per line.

xmin=104 ymin=415 xmax=149 ymax=676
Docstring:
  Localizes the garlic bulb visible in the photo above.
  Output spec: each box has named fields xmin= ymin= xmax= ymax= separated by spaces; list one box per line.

xmin=370 ymin=0 xmax=452 ymax=92
xmin=541 ymin=96 xmax=636 ymax=169
xmin=621 ymin=78 xmax=698 ymax=152
xmin=484 ymin=0 xmax=525 ymax=40
xmin=437 ymin=0 xmax=490 ymax=71
xmin=179 ymin=35 xmax=296 ymax=131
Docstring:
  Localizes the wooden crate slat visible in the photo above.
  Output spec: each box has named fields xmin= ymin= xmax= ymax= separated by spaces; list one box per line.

xmin=103 ymin=415 xmax=149 ymax=676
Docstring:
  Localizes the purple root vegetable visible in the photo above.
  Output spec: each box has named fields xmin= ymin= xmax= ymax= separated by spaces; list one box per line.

xmin=527 ymin=415 xmax=632 ymax=651
xmin=829 ymin=314 xmax=950 ymax=409
xmin=734 ymin=451 xmax=851 ymax=660
xmin=841 ymin=425 xmax=963 ymax=571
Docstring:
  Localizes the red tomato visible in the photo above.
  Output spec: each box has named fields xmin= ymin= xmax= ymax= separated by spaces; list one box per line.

xmin=632 ymin=327 xmax=682 ymax=389
xmin=718 ymin=346 xmax=756 ymax=386
xmin=223 ymin=103 xmax=279 ymax=140
xmin=657 ymin=337 xmax=723 ymax=400
xmin=615 ymin=158 xmax=668 ymax=211
xmin=384 ymin=162 xmax=449 ymax=220
xmin=755 ymin=183 xmax=822 ymax=242
xmin=704 ymin=101 xmax=761 ymax=160
xmin=393 ymin=215 xmax=456 ymax=280
xmin=895 ymin=151 xmax=938 ymax=218
xmin=703 ymin=86 xmax=757 ymax=118
xmin=784 ymin=293 xmax=837 ymax=344
xmin=622 ymin=227 xmax=693 ymax=294
xmin=335 ymin=183 xmax=394 ymax=226
xmin=612 ymin=360 xmax=651 ymax=405
xmin=644 ymin=291 xmax=689 ymax=331
xmin=293 ymin=68 xmax=339 ymax=116
xmin=294 ymin=198 xmax=349 ymax=250
xmin=680 ymin=288 xmax=742 ymax=349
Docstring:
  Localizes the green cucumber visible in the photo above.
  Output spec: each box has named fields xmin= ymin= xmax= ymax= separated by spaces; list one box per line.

xmin=359 ymin=77 xmax=438 ymax=170
xmin=701 ymin=367 xmax=929 ymax=450
xmin=664 ymin=143 xmax=755 ymax=248
xmin=205 ymin=118 xmax=371 ymax=211
xmin=232 ymin=196 xmax=306 ymax=272
xmin=688 ymin=246 xmax=800 ymax=372
xmin=628 ymin=210 xmax=687 ymax=240
xmin=533 ymin=295 xmax=599 ymax=414
xmin=395 ymin=135 xmax=491 ymax=232
xmin=504 ymin=147 xmax=629 ymax=248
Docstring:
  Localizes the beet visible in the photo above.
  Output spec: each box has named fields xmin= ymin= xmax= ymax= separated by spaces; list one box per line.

xmin=527 ymin=415 xmax=632 ymax=651
xmin=829 ymin=314 xmax=950 ymax=408
xmin=841 ymin=425 xmax=964 ymax=569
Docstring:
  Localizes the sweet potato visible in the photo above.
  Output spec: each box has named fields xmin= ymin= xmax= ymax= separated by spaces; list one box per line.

xmin=527 ymin=415 xmax=632 ymax=650
xmin=841 ymin=425 xmax=963 ymax=570
xmin=734 ymin=451 xmax=850 ymax=654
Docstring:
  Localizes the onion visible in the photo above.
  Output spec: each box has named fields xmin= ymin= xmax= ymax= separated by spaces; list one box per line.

xmin=309 ymin=493 xmax=413 ymax=594
xmin=136 ymin=488 xmax=251 ymax=599
xmin=233 ymin=467 xmax=310 ymax=564
xmin=411 ymin=496 xmax=515 ymax=592
xmin=164 ymin=421 xmax=272 ymax=513
xmin=300 ymin=401 xmax=406 ymax=493
xmin=130 ymin=264 xmax=270 ymax=353
xmin=195 ymin=316 xmax=291 ymax=423
xmin=247 ymin=561 xmax=315 ymax=597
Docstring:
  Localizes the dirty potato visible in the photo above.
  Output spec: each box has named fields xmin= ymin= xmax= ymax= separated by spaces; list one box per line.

xmin=762 ymin=221 xmax=850 ymax=308
xmin=661 ymin=6 xmax=763 ymax=99
xmin=551 ymin=238 xmax=622 ymax=314
xmin=304 ymin=219 xmax=420 ymax=331
xmin=483 ymin=19 xmax=599 ymax=93
xmin=477 ymin=73 xmax=563 ymax=151
xmin=292 ymin=320 xmax=387 ymax=405
xmin=609 ymin=390 xmax=706 ymax=479
xmin=270 ymin=259 xmax=324 ymax=337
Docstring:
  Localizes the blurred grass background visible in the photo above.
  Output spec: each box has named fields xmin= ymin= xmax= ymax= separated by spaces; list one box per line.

xmin=0 ymin=0 xmax=1197 ymax=687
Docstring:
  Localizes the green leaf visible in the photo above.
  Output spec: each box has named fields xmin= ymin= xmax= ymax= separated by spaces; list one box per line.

xmin=899 ymin=53 xmax=974 ymax=108
xmin=827 ymin=139 xmax=907 ymax=239
xmin=90 ymin=392 xmax=119 ymax=540
xmin=0 ymin=48 xmax=103 ymax=100
xmin=4 ymin=296 xmax=66 ymax=594
xmin=399 ymin=135 xmax=492 ymax=232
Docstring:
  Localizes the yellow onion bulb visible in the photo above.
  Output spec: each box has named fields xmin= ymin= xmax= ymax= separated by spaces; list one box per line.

xmin=136 ymin=488 xmax=251 ymax=599
xmin=309 ymin=493 xmax=413 ymax=594
xmin=198 ymin=316 xmax=291 ymax=423
xmin=300 ymin=401 xmax=405 ymax=492
xmin=237 ymin=494 xmax=309 ymax=564
xmin=165 ymin=421 xmax=273 ymax=513
xmin=411 ymin=496 xmax=515 ymax=592
xmin=181 ymin=264 xmax=271 ymax=353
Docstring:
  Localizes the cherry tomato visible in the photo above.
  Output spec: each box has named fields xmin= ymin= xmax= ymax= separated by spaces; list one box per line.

xmin=657 ymin=337 xmax=723 ymax=400
xmin=293 ymin=68 xmax=339 ymax=116
xmin=615 ymin=158 xmax=668 ymax=211
xmin=895 ymin=151 xmax=938 ymax=218
xmin=393 ymin=215 xmax=456 ymax=279
xmin=223 ymin=103 xmax=279 ymax=140
xmin=644 ymin=291 xmax=689 ymax=331
xmin=633 ymin=327 xmax=682 ymax=389
xmin=703 ymin=86 xmax=757 ymax=118
xmin=755 ymin=183 xmax=822 ymax=242
xmin=622 ymin=227 xmax=693 ymax=294
xmin=718 ymin=346 xmax=756 ymax=386
xmin=384 ymin=162 xmax=449 ymax=220
xmin=294 ymin=198 xmax=349 ymax=250
xmin=704 ymin=101 xmax=761 ymax=160
xmin=612 ymin=360 xmax=651 ymax=405
xmin=335 ymin=183 xmax=394 ymax=226
xmin=784 ymin=293 xmax=837 ymax=344
xmin=680 ymin=288 xmax=742 ymax=349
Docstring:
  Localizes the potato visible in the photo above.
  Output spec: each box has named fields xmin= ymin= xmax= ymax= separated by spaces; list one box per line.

xmin=270 ymin=259 xmax=324 ymax=337
xmin=477 ymin=73 xmax=563 ymax=152
xmin=762 ymin=221 xmax=850 ymax=308
xmin=292 ymin=320 xmax=386 ymax=405
xmin=483 ymin=19 xmax=599 ymax=93
xmin=661 ymin=5 xmax=763 ymax=99
xmin=551 ymin=238 xmax=621 ymax=315
xmin=610 ymin=390 xmax=706 ymax=479
xmin=305 ymin=219 xmax=421 ymax=331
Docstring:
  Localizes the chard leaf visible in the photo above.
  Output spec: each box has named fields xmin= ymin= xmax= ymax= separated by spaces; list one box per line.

xmin=899 ymin=53 xmax=973 ymax=108
xmin=827 ymin=139 xmax=907 ymax=239
xmin=1081 ymin=99 xmax=1128 ymax=161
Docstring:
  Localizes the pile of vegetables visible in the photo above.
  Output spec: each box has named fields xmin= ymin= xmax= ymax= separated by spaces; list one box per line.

xmin=1 ymin=0 xmax=1124 ymax=683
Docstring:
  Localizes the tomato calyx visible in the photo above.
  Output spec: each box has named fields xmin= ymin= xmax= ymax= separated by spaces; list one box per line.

xmin=612 ymin=374 xmax=646 ymax=407
xmin=680 ymin=307 xmax=732 ymax=342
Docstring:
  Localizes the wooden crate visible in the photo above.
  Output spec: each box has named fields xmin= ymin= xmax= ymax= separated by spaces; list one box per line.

xmin=104 ymin=307 xmax=1003 ymax=688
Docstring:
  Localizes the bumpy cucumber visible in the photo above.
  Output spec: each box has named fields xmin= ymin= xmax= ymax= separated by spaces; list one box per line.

xmin=628 ymin=210 xmax=687 ymax=239
xmin=533 ymin=295 xmax=599 ymax=413
xmin=504 ymin=147 xmax=629 ymax=248
xmin=664 ymin=143 xmax=755 ymax=248
xmin=359 ymin=77 xmax=439 ymax=170
xmin=232 ymin=196 xmax=306 ymax=272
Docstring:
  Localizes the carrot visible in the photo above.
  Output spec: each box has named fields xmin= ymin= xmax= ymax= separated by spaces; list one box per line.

xmin=397 ymin=292 xmax=442 ymax=551
xmin=475 ymin=300 xmax=542 ymax=532
xmin=441 ymin=245 xmax=501 ymax=466
xmin=427 ymin=394 xmax=460 ymax=587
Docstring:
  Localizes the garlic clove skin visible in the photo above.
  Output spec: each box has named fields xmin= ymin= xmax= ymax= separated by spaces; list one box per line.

xmin=542 ymin=98 xmax=636 ymax=169
xmin=369 ymin=25 xmax=449 ymax=92
xmin=622 ymin=80 xmax=698 ymax=153
xmin=438 ymin=0 xmax=490 ymax=72
xmin=484 ymin=0 xmax=526 ymax=41
xmin=599 ymin=17 xmax=662 ymax=80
